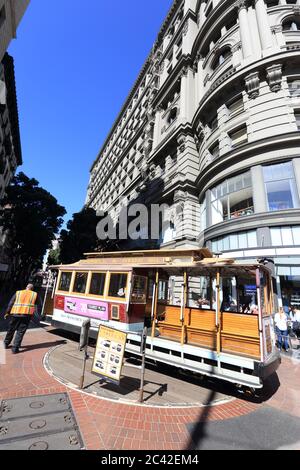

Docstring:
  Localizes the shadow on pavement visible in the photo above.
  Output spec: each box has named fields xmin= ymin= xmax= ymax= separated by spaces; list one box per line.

xmin=185 ymin=389 xmax=217 ymax=450
xmin=19 ymin=340 xmax=67 ymax=352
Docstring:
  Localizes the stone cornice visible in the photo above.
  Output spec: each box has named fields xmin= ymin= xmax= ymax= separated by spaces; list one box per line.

xmin=192 ymin=50 xmax=300 ymax=128
xmin=151 ymin=54 xmax=193 ymax=109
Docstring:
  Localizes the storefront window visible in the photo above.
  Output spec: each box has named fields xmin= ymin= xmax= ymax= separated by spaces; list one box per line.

xmin=211 ymin=230 xmax=257 ymax=253
xmin=271 ymin=226 xmax=300 ymax=246
xmin=263 ymin=162 xmax=298 ymax=211
xmin=211 ymin=171 xmax=254 ymax=225
xmin=200 ymin=198 xmax=207 ymax=232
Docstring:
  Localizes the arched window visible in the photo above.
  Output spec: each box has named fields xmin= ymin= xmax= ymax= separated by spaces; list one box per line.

xmin=167 ymin=107 xmax=178 ymax=125
xmin=282 ymin=17 xmax=300 ymax=32
xmin=212 ymin=47 xmax=232 ymax=71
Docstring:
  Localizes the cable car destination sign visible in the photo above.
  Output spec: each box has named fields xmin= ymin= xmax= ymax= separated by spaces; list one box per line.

xmin=92 ymin=325 xmax=127 ymax=385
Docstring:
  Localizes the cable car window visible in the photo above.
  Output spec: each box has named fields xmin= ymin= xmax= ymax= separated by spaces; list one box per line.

xmin=158 ymin=280 xmax=169 ymax=303
xmin=237 ymin=277 xmax=258 ymax=314
xmin=221 ymin=277 xmax=238 ymax=312
xmin=89 ymin=273 xmax=106 ymax=296
xmin=131 ymin=275 xmax=148 ymax=304
xmin=108 ymin=273 xmax=128 ymax=298
xmin=73 ymin=272 xmax=88 ymax=294
xmin=188 ymin=276 xmax=212 ymax=310
xmin=58 ymin=272 xmax=72 ymax=292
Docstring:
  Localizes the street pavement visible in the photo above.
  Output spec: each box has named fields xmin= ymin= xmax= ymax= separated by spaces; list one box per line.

xmin=0 ymin=325 xmax=299 ymax=451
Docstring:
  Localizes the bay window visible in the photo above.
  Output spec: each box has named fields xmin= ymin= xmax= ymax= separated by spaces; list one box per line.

xmin=211 ymin=171 xmax=254 ymax=225
xmin=263 ymin=162 xmax=299 ymax=211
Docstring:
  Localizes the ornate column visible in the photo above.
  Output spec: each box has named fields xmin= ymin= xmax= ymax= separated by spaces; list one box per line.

xmin=152 ymin=106 xmax=162 ymax=148
xmin=198 ymin=1 xmax=207 ymax=28
xmin=255 ymin=0 xmax=273 ymax=51
xmin=194 ymin=54 xmax=204 ymax=106
xmin=237 ymin=0 xmax=253 ymax=59
xmin=179 ymin=66 xmax=194 ymax=123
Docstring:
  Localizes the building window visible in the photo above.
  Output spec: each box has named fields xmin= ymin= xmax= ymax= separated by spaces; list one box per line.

xmin=209 ymin=142 xmax=220 ymax=159
xmin=288 ymin=78 xmax=300 ymax=97
xmin=271 ymin=226 xmax=300 ymax=246
xmin=295 ymin=111 xmax=300 ymax=130
xmin=227 ymin=96 xmax=244 ymax=116
xmin=265 ymin=0 xmax=279 ymax=7
xmin=212 ymin=47 xmax=232 ymax=71
xmin=211 ymin=230 xmax=257 ymax=253
xmin=167 ymin=107 xmax=177 ymax=125
xmin=263 ymin=162 xmax=298 ymax=211
xmin=229 ymin=125 xmax=248 ymax=148
xmin=211 ymin=171 xmax=254 ymax=225
xmin=208 ymin=115 xmax=218 ymax=132
xmin=282 ymin=17 xmax=300 ymax=32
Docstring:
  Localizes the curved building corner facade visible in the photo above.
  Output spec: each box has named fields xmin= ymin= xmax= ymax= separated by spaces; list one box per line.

xmin=86 ymin=0 xmax=300 ymax=308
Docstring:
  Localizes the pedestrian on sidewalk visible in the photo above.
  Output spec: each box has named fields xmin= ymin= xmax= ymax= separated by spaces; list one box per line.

xmin=274 ymin=307 xmax=290 ymax=352
xmin=290 ymin=306 xmax=300 ymax=339
xmin=3 ymin=284 xmax=39 ymax=354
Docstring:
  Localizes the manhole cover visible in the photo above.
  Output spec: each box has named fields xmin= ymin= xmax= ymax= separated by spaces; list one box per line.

xmin=29 ymin=441 xmax=49 ymax=450
xmin=0 ymin=394 xmax=84 ymax=450
xmin=30 ymin=420 xmax=47 ymax=430
xmin=29 ymin=402 xmax=45 ymax=410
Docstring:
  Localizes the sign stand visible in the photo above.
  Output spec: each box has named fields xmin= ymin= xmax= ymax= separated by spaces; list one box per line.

xmin=92 ymin=325 xmax=127 ymax=385
xmin=138 ymin=327 xmax=148 ymax=404
xmin=79 ymin=320 xmax=91 ymax=390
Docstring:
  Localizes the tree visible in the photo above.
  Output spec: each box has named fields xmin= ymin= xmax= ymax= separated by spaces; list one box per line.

xmin=0 ymin=172 xmax=66 ymax=287
xmin=59 ymin=208 xmax=101 ymax=264
xmin=47 ymin=247 xmax=62 ymax=266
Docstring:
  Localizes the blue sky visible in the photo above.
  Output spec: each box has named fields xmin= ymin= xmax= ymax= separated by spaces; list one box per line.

xmin=8 ymin=0 xmax=173 ymax=223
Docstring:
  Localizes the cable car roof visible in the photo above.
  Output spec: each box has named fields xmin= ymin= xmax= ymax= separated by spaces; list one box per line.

xmin=50 ymin=248 xmax=271 ymax=275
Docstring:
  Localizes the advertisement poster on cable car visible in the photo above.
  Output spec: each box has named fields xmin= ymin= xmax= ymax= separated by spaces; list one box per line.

xmin=92 ymin=325 xmax=127 ymax=385
xmin=263 ymin=317 xmax=274 ymax=361
xmin=64 ymin=297 xmax=109 ymax=321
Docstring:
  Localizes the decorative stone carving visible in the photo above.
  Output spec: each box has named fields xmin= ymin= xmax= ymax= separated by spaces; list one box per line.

xmin=266 ymin=64 xmax=283 ymax=93
xmin=182 ymin=21 xmax=189 ymax=37
xmin=194 ymin=122 xmax=206 ymax=152
xmin=245 ymin=71 xmax=260 ymax=99
xmin=231 ymin=42 xmax=242 ymax=53
xmin=235 ymin=0 xmax=247 ymax=12
xmin=177 ymin=134 xmax=186 ymax=153
xmin=271 ymin=25 xmax=283 ymax=34
xmin=180 ymin=66 xmax=189 ymax=78
xmin=293 ymin=6 xmax=300 ymax=16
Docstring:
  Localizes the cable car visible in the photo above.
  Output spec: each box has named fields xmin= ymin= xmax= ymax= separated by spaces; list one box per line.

xmin=50 ymin=249 xmax=280 ymax=390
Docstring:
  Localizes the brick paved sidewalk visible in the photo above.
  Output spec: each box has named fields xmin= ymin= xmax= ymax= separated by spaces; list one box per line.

xmin=0 ymin=328 xmax=298 ymax=450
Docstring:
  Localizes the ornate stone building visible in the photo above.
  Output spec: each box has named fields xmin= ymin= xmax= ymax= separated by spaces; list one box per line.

xmin=0 ymin=0 xmax=30 ymax=278
xmin=0 ymin=0 xmax=30 ymax=62
xmin=86 ymin=0 xmax=300 ymax=306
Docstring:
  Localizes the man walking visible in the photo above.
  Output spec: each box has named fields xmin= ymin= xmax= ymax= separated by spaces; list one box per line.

xmin=4 ymin=284 xmax=38 ymax=354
